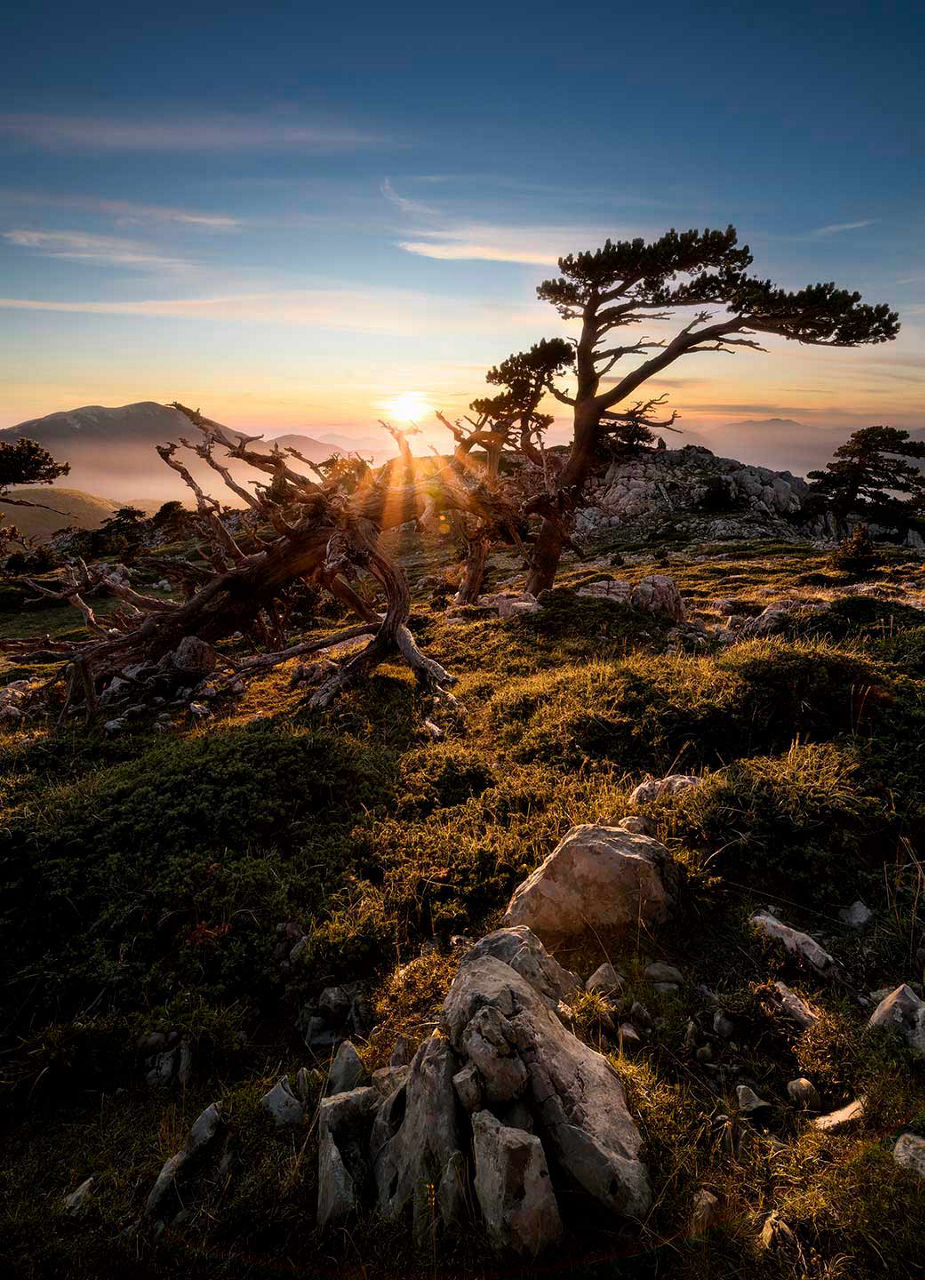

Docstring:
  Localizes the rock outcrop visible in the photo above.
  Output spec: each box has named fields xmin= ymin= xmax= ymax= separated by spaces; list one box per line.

xmin=503 ymin=824 xmax=677 ymax=945
xmin=315 ymin=926 xmax=651 ymax=1254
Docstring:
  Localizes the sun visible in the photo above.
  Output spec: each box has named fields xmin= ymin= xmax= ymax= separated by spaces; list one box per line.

xmin=380 ymin=391 xmax=432 ymax=423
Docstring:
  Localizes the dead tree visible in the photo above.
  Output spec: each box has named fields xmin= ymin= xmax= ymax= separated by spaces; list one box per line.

xmin=433 ymin=340 xmax=572 ymax=603
xmin=522 ymin=226 xmax=899 ymax=593
xmin=2 ymin=405 xmax=517 ymax=717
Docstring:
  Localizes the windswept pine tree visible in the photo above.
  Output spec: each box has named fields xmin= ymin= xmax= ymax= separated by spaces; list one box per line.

xmin=809 ymin=425 xmax=925 ymax=534
xmin=512 ymin=226 xmax=899 ymax=592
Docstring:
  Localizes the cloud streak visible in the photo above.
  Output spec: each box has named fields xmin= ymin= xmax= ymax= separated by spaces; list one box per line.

xmin=0 ymin=113 xmax=388 ymax=152
xmin=809 ymin=219 xmax=875 ymax=236
xmin=0 ymin=287 xmax=546 ymax=335
xmin=3 ymin=229 xmax=192 ymax=270
xmin=0 ymin=191 xmax=241 ymax=229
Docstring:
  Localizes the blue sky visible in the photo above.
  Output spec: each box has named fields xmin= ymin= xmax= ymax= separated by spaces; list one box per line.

xmin=0 ymin=0 xmax=922 ymax=439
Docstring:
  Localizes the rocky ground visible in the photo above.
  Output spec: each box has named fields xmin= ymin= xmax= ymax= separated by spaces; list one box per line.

xmin=1 ymin=535 xmax=924 ymax=1278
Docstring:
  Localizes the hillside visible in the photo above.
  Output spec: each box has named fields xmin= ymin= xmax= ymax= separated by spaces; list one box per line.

xmin=0 ymin=534 xmax=923 ymax=1279
xmin=0 ymin=487 xmax=122 ymax=539
xmin=2 ymin=403 xmax=339 ymax=504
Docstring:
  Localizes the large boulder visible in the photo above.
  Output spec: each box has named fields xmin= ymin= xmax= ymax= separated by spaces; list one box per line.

xmin=503 ymin=825 xmax=676 ymax=945
xmin=444 ymin=945 xmax=651 ymax=1221
xmin=471 ymin=1110 xmax=562 ymax=1256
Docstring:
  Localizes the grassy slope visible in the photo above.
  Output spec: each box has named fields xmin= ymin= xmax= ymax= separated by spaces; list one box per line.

xmin=1 ymin=488 xmax=122 ymax=539
xmin=0 ymin=542 xmax=924 ymax=1278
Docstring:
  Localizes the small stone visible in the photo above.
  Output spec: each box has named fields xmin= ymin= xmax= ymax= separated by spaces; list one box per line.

xmin=772 ymin=981 xmax=819 ymax=1029
xmin=839 ymin=900 xmax=872 ymax=928
xmin=188 ymin=701 xmax=211 ymax=719
xmin=319 ymin=985 xmax=353 ymax=1024
xmin=617 ymin=815 xmax=651 ymax=835
xmin=618 ymin=1023 xmax=643 ymax=1055
xmin=812 ymin=1097 xmax=866 ymax=1132
xmin=713 ymin=1011 xmax=734 ymax=1039
xmin=653 ymin=982 xmax=679 ymax=996
xmin=304 ymin=1016 xmax=339 ymax=1052
xmin=690 ymin=1188 xmax=720 ymax=1235
xmin=260 ymin=1076 xmax=306 ymax=1128
xmin=372 ymin=1064 xmax=409 ymax=1096
xmin=327 ymin=1040 xmax=367 ymax=1095
xmin=751 ymin=913 xmax=834 ymax=975
xmin=867 ymin=984 xmax=925 ymax=1055
xmin=452 ymin=1063 xmax=483 ymax=1112
xmin=629 ymin=1001 xmax=652 ymax=1027
xmin=787 ymin=1078 xmax=821 ymax=1109
xmin=628 ymin=773 xmax=700 ymax=806
xmin=585 ymin=962 xmax=623 ymax=994
xmin=736 ymin=1085 xmax=770 ymax=1114
xmin=645 ymin=961 xmax=684 ymax=984
xmin=63 ymin=1176 xmax=94 ymax=1215
xmin=893 ymin=1133 xmax=925 ymax=1178
xmin=695 ymin=1043 xmax=713 ymax=1062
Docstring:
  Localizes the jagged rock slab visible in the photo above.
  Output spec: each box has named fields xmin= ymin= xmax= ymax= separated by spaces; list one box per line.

xmin=444 ymin=947 xmax=651 ymax=1220
xmin=472 ymin=1110 xmax=562 ymax=1256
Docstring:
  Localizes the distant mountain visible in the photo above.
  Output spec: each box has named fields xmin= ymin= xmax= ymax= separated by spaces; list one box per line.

xmin=690 ymin=418 xmax=849 ymax=475
xmin=2 ymin=402 xmax=336 ymax=504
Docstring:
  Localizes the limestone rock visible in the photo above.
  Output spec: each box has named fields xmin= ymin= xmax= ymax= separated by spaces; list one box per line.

xmin=894 ymin=1133 xmax=925 ymax=1178
xmin=771 ymin=981 xmax=819 ymax=1029
xmin=742 ymin=605 xmax=790 ymax=637
xmin=145 ymin=1102 xmax=222 ymax=1221
xmin=646 ymin=961 xmax=683 ymax=985
xmin=471 ymin=1110 xmax=562 ymax=1256
xmin=464 ymin=926 xmax=581 ymax=1007
xmin=503 ymin=825 xmax=676 ymax=945
xmin=371 ymin=1033 xmax=466 ymax=1244
xmin=444 ymin=948 xmax=651 ymax=1220
xmin=260 ymin=1076 xmax=306 ymax=1128
xmin=630 ymin=575 xmax=685 ymax=622
xmin=736 ymin=1085 xmax=770 ymax=1115
xmin=839 ymin=900 xmax=872 ymax=928
xmin=690 ymin=1188 xmax=720 ymax=1235
xmin=867 ymin=984 xmax=925 ymax=1055
xmin=173 ymin=635 xmax=217 ymax=676
xmin=586 ymin=963 xmax=623 ymax=994
xmin=328 ymin=1040 xmax=368 ymax=1095
xmin=812 ymin=1098 xmax=865 ymax=1133
xmin=628 ymin=774 xmax=700 ymax=806
xmin=787 ymin=1078 xmax=821 ymax=1109
xmin=318 ymin=1086 xmax=379 ymax=1228
xmin=751 ymin=913 xmax=834 ymax=975
xmin=617 ymin=814 xmax=651 ymax=835
xmin=63 ymin=1176 xmax=94 ymax=1215
xmin=577 ymin=579 xmax=633 ymax=604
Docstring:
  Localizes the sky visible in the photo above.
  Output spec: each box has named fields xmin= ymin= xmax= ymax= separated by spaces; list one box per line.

xmin=0 ymin=0 xmax=922 ymax=449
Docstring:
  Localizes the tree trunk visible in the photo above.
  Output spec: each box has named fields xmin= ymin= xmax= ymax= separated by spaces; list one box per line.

xmin=455 ymin=537 xmax=489 ymax=604
xmin=525 ymin=518 xmax=565 ymax=595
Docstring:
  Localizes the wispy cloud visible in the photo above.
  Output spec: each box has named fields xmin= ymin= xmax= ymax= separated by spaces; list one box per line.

xmin=809 ymin=219 xmax=875 ymax=237
xmin=0 ymin=288 xmax=545 ymax=335
xmin=380 ymin=178 xmax=438 ymax=218
xmin=2 ymin=229 xmax=191 ymax=270
xmin=0 ymin=191 xmax=241 ymax=229
xmin=0 ymin=113 xmax=388 ymax=152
